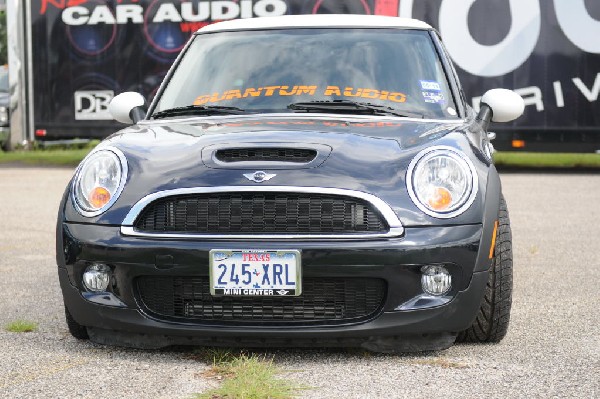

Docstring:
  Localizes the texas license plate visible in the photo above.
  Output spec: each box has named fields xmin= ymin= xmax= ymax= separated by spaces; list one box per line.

xmin=209 ymin=250 xmax=301 ymax=296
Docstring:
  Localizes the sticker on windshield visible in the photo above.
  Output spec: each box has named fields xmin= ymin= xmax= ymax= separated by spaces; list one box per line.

xmin=193 ymin=85 xmax=407 ymax=105
xmin=422 ymin=91 xmax=445 ymax=104
xmin=420 ymin=80 xmax=442 ymax=92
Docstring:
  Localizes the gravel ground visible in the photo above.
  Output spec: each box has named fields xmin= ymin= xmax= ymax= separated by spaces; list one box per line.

xmin=0 ymin=167 xmax=598 ymax=398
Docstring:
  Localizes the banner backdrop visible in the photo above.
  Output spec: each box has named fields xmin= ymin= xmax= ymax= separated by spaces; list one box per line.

xmin=31 ymin=0 xmax=600 ymax=147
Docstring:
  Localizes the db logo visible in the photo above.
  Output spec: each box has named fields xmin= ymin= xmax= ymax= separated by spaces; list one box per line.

xmin=74 ymin=90 xmax=114 ymax=120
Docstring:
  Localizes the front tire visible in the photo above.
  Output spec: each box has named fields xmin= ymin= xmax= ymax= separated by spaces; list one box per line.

xmin=457 ymin=195 xmax=513 ymax=343
xmin=65 ymin=305 xmax=89 ymax=340
xmin=0 ymin=131 xmax=11 ymax=152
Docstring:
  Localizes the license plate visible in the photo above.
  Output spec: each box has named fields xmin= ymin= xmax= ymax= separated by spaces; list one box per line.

xmin=209 ymin=250 xmax=301 ymax=296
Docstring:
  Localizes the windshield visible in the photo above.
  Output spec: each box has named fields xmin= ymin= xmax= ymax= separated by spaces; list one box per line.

xmin=155 ymin=28 xmax=458 ymax=119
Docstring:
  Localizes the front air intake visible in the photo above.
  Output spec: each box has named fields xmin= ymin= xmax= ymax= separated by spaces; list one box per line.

xmin=136 ymin=276 xmax=387 ymax=325
xmin=215 ymin=148 xmax=317 ymax=163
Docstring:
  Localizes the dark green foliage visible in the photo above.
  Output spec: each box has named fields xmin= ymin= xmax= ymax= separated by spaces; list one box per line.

xmin=0 ymin=10 xmax=6 ymax=65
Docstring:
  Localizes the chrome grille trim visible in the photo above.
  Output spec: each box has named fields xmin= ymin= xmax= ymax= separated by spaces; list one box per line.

xmin=120 ymin=186 xmax=404 ymax=240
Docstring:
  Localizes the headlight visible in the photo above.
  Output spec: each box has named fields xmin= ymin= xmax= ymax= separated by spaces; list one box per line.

xmin=0 ymin=106 xmax=8 ymax=124
xmin=407 ymin=146 xmax=478 ymax=218
xmin=72 ymin=147 xmax=127 ymax=217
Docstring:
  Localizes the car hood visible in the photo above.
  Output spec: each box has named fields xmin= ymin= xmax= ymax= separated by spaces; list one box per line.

xmin=64 ymin=115 xmax=489 ymax=226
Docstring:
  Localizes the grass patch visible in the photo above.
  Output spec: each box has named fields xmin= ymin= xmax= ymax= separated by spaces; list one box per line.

xmin=494 ymin=152 xmax=600 ymax=168
xmin=5 ymin=320 xmax=38 ymax=333
xmin=194 ymin=349 xmax=302 ymax=399
xmin=0 ymin=148 xmax=91 ymax=167
xmin=0 ymin=141 xmax=99 ymax=167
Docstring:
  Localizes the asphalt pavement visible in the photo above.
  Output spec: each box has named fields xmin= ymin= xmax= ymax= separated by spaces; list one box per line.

xmin=0 ymin=167 xmax=598 ymax=398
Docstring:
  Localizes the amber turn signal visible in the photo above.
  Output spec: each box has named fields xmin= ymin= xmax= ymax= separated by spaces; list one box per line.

xmin=89 ymin=187 xmax=111 ymax=209
xmin=489 ymin=220 xmax=499 ymax=259
xmin=428 ymin=187 xmax=452 ymax=211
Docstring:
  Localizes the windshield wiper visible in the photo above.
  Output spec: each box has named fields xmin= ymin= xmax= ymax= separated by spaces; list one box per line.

xmin=152 ymin=105 xmax=246 ymax=119
xmin=287 ymin=100 xmax=423 ymax=118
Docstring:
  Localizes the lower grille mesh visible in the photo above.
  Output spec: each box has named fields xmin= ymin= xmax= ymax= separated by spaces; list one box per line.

xmin=137 ymin=276 xmax=386 ymax=325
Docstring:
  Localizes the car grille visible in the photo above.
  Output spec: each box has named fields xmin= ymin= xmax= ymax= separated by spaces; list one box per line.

xmin=215 ymin=148 xmax=317 ymax=163
xmin=136 ymin=276 xmax=386 ymax=325
xmin=133 ymin=193 xmax=387 ymax=234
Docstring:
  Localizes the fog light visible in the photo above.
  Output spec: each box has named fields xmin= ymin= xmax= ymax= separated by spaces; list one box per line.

xmin=83 ymin=263 xmax=111 ymax=292
xmin=421 ymin=265 xmax=451 ymax=296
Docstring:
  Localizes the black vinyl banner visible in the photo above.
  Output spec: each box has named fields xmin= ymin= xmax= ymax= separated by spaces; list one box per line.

xmin=408 ymin=0 xmax=600 ymax=140
xmin=31 ymin=0 xmax=600 ymax=140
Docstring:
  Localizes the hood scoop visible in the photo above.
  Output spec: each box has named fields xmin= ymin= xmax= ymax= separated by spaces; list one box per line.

xmin=215 ymin=147 xmax=317 ymax=164
xmin=202 ymin=142 xmax=332 ymax=169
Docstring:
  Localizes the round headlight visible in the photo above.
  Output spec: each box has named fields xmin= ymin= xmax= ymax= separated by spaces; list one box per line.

xmin=407 ymin=146 xmax=478 ymax=218
xmin=73 ymin=147 xmax=127 ymax=217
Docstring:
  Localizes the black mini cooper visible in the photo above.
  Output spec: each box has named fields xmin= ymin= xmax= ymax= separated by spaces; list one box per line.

xmin=57 ymin=15 xmax=524 ymax=352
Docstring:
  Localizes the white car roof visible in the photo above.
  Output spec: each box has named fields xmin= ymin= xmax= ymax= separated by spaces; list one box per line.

xmin=197 ymin=15 xmax=432 ymax=34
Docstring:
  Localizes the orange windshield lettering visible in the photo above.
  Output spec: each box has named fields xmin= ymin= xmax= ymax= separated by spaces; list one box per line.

xmin=193 ymin=85 xmax=408 ymax=105
xmin=388 ymin=92 xmax=407 ymax=103
xmin=262 ymin=86 xmax=281 ymax=96
xmin=243 ymin=87 xmax=263 ymax=97
xmin=324 ymin=86 xmax=341 ymax=96
xmin=343 ymin=87 xmax=361 ymax=97
xmin=361 ymin=89 xmax=380 ymax=99
xmin=224 ymin=90 xmax=243 ymax=100
xmin=193 ymin=95 xmax=210 ymax=105
xmin=295 ymin=85 xmax=317 ymax=95
xmin=279 ymin=86 xmax=297 ymax=96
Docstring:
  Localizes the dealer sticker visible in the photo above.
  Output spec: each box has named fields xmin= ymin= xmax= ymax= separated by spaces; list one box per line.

xmin=420 ymin=80 xmax=442 ymax=92
xmin=422 ymin=91 xmax=445 ymax=104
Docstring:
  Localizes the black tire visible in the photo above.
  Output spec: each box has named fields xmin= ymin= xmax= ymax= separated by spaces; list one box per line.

xmin=65 ymin=305 xmax=89 ymax=340
xmin=1 ymin=133 xmax=11 ymax=152
xmin=457 ymin=195 xmax=513 ymax=343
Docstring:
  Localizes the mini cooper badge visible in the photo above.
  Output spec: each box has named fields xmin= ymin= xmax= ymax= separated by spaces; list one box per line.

xmin=243 ymin=171 xmax=276 ymax=183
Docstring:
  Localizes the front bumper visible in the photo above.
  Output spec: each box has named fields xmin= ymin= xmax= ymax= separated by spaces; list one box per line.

xmin=59 ymin=222 xmax=490 ymax=351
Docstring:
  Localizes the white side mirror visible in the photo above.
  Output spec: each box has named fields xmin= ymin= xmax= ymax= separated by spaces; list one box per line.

xmin=109 ymin=92 xmax=147 ymax=124
xmin=480 ymin=89 xmax=525 ymax=123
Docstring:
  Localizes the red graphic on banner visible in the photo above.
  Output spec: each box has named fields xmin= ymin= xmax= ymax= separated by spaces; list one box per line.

xmin=40 ymin=0 xmax=139 ymax=15
xmin=374 ymin=0 xmax=399 ymax=16
xmin=180 ymin=22 xmax=212 ymax=33
xmin=41 ymin=0 xmax=86 ymax=14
